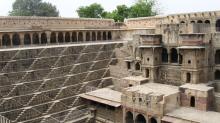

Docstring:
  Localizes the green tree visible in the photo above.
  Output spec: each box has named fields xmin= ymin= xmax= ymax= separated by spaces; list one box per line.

xmin=9 ymin=0 xmax=59 ymax=17
xmin=77 ymin=3 xmax=105 ymax=18
xmin=129 ymin=0 xmax=157 ymax=18
xmin=111 ymin=5 xmax=130 ymax=22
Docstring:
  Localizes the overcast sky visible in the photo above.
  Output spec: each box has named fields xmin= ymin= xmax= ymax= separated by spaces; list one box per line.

xmin=0 ymin=0 xmax=219 ymax=17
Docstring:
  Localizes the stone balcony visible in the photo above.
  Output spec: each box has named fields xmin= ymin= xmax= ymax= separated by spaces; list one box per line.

xmin=139 ymin=34 xmax=162 ymax=46
xmin=179 ymin=33 xmax=205 ymax=46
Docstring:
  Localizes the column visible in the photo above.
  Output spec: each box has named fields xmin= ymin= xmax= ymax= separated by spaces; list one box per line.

xmin=30 ymin=33 xmax=33 ymax=45
xmin=20 ymin=33 xmax=24 ymax=46
xmin=0 ymin=33 xmax=2 ymax=47
xmin=9 ymin=33 xmax=13 ymax=47
xmin=38 ymin=32 xmax=41 ymax=44
xmin=83 ymin=31 xmax=86 ymax=42
xmin=55 ymin=32 xmax=58 ymax=44
xmin=95 ymin=32 xmax=97 ymax=41
xmin=168 ymin=48 xmax=171 ymax=63
xmin=101 ymin=31 xmax=103 ymax=41
xmin=70 ymin=31 xmax=73 ymax=42
xmin=46 ymin=31 xmax=51 ymax=44
xmin=90 ymin=32 xmax=92 ymax=41
xmin=76 ymin=32 xmax=79 ymax=42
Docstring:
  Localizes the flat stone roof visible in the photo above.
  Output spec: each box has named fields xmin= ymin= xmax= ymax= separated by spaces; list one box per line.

xmin=80 ymin=88 xmax=122 ymax=107
xmin=126 ymin=83 xmax=179 ymax=96
xmin=180 ymin=83 xmax=213 ymax=91
xmin=165 ymin=107 xmax=220 ymax=123
xmin=123 ymin=76 xmax=148 ymax=82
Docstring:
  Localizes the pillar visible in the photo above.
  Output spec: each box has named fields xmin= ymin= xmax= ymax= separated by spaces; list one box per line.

xmin=0 ymin=33 xmax=2 ymax=47
xmin=70 ymin=31 xmax=73 ymax=42
xmin=168 ymin=48 xmax=171 ymax=63
xmin=46 ymin=31 xmax=51 ymax=44
xmin=55 ymin=32 xmax=58 ymax=44
xmin=9 ymin=33 xmax=13 ymax=47
xmin=83 ymin=31 xmax=86 ymax=42
xmin=20 ymin=33 xmax=24 ymax=46
xmin=30 ymin=32 xmax=33 ymax=45
xmin=38 ymin=32 xmax=41 ymax=44
xmin=101 ymin=31 xmax=103 ymax=40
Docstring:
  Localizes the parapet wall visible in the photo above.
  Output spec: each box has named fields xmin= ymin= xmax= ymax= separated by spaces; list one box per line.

xmin=0 ymin=41 xmax=123 ymax=123
xmin=0 ymin=16 xmax=115 ymax=31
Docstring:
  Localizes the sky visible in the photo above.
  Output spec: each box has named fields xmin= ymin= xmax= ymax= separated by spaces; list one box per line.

xmin=0 ymin=0 xmax=219 ymax=17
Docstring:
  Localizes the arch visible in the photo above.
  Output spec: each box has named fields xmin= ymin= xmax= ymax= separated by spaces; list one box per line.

xmin=72 ymin=32 xmax=77 ymax=42
xmin=215 ymin=50 xmax=220 ymax=64
xmin=135 ymin=114 xmax=146 ymax=123
xmin=50 ymin=32 xmax=56 ymax=43
xmin=197 ymin=20 xmax=203 ymax=23
xmin=32 ymin=33 xmax=39 ymax=44
xmin=216 ymin=19 xmax=220 ymax=32
xmin=108 ymin=31 xmax=112 ymax=40
xmin=170 ymin=48 xmax=178 ymax=63
xmin=186 ymin=73 xmax=191 ymax=83
xmin=150 ymin=117 xmax=157 ymax=123
xmin=65 ymin=32 xmax=70 ymax=42
xmin=41 ymin=33 xmax=47 ymax=44
xmin=2 ymin=34 xmax=11 ymax=46
xmin=146 ymin=69 xmax=150 ymax=78
xmin=78 ymin=32 xmax=83 ymax=41
xmin=125 ymin=111 xmax=134 ymax=123
xmin=58 ymin=32 xmax=64 ymax=43
xmin=190 ymin=96 xmax=195 ymax=107
xmin=92 ymin=32 xmax=96 ymax=41
xmin=205 ymin=20 xmax=210 ymax=24
xmin=162 ymin=48 xmax=168 ymax=63
xmin=12 ymin=33 xmax=20 ymax=46
xmin=135 ymin=62 xmax=141 ymax=71
xmin=103 ymin=32 xmax=107 ymax=40
xmin=97 ymin=31 xmax=101 ymax=40
xmin=215 ymin=70 xmax=220 ymax=80
xmin=180 ymin=21 xmax=185 ymax=24
xmin=190 ymin=21 xmax=195 ymax=23
xmin=24 ymin=33 xmax=31 ymax=45
xmin=86 ymin=32 xmax=90 ymax=41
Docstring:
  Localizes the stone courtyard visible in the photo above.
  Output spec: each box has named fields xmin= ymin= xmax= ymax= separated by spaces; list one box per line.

xmin=0 ymin=10 xmax=220 ymax=123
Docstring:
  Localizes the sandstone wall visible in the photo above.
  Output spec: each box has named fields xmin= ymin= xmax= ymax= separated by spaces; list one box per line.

xmin=0 ymin=16 xmax=115 ymax=31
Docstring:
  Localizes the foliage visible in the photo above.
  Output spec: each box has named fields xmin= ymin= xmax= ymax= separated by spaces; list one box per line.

xmin=77 ymin=0 xmax=158 ymax=22
xmin=129 ymin=0 xmax=157 ymax=18
xmin=9 ymin=0 xmax=59 ymax=17
xmin=111 ymin=5 xmax=130 ymax=22
xmin=77 ymin=3 xmax=105 ymax=18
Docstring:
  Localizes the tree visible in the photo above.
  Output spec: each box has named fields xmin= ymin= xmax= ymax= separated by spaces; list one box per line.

xmin=9 ymin=0 xmax=59 ymax=17
xmin=111 ymin=5 xmax=130 ymax=22
xmin=77 ymin=3 xmax=105 ymax=18
xmin=129 ymin=0 xmax=157 ymax=18
xmin=76 ymin=0 xmax=158 ymax=21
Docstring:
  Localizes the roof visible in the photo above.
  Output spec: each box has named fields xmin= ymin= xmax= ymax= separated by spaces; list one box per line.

xmin=164 ymin=107 xmax=220 ymax=123
xmin=180 ymin=83 xmax=213 ymax=91
xmin=80 ymin=88 xmax=122 ymax=107
xmin=125 ymin=83 xmax=179 ymax=96
xmin=123 ymin=76 xmax=148 ymax=82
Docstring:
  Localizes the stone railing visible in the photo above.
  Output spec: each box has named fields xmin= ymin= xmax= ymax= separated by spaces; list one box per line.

xmin=0 ymin=115 xmax=11 ymax=123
